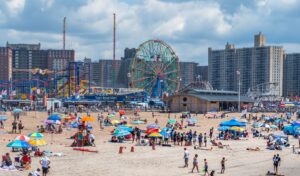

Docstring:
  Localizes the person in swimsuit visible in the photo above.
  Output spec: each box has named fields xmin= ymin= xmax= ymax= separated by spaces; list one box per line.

xmin=191 ymin=154 xmax=199 ymax=173
xmin=221 ymin=157 xmax=226 ymax=174
xmin=204 ymin=158 xmax=209 ymax=176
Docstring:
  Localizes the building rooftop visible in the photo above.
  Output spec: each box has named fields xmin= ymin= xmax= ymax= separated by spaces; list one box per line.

xmin=176 ymin=88 xmax=254 ymax=102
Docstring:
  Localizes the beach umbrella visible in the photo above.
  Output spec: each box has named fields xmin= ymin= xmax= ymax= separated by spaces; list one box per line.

xmin=114 ymin=130 xmax=130 ymax=137
xmin=29 ymin=139 xmax=47 ymax=146
xmin=149 ymin=132 xmax=163 ymax=138
xmin=119 ymin=110 xmax=125 ymax=115
xmin=146 ymin=124 xmax=160 ymax=129
xmin=252 ymin=122 xmax=262 ymax=128
xmin=270 ymin=125 xmax=278 ymax=129
xmin=168 ymin=119 xmax=176 ymax=124
xmin=145 ymin=128 xmax=160 ymax=134
xmin=161 ymin=127 xmax=171 ymax=132
xmin=220 ymin=119 xmax=246 ymax=127
xmin=47 ymin=115 xmax=61 ymax=121
xmin=237 ymin=119 xmax=248 ymax=123
xmin=13 ymin=108 xmax=22 ymax=113
xmin=7 ymin=140 xmax=31 ymax=148
xmin=218 ymin=126 xmax=230 ymax=131
xmin=160 ymin=131 xmax=170 ymax=138
xmin=187 ymin=118 xmax=198 ymax=123
xmin=206 ymin=114 xmax=215 ymax=118
xmin=117 ymin=125 xmax=133 ymax=132
xmin=111 ymin=120 xmax=120 ymax=125
xmin=0 ymin=116 xmax=7 ymax=121
xmin=51 ymin=112 xmax=64 ymax=117
xmin=108 ymin=114 xmax=115 ymax=118
xmin=28 ymin=132 xmax=44 ymax=139
xmin=131 ymin=120 xmax=145 ymax=124
xmin=81 ymin=116 xmax=95 ymax=122
xmin=15 ymin=135 xmax=30 ymax=142
xmin=229 ymin=126 xmax=244 ymax=132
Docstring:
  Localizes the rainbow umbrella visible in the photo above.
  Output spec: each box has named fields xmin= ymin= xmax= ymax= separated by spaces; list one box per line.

xmin=149 ymin=132 xmax=163 ymax=138
xmin=28 ymin=132 xmax=44 ymax=139
xmin=15 ymin=135 xmax=30 ymax=142
xmin=29 ymin=139 xmax=47 ymax=146
xmin=7 ymin=140 xmax=31 ymax=148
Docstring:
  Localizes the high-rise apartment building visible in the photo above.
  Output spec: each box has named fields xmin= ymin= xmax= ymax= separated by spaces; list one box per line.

xmin=179 ymin=62 xmax=198 ymax=88
xmin=6 ymin=43 xmax=74 ymax=80
xmin=283 ymin=53 xmax=300 ymax=98
xmin=0 ymin=47 xmax=12 ymax=81
xmin=208 ymin=33 xmax=284 ymax=96
xmin=91 ymin=59 xmax=121 ymax=87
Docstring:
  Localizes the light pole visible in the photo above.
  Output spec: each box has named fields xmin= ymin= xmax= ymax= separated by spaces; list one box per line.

xmin=127 ymin=73 xmax=131 ymax=88
xmin=237 ymin=71 xmax=241 ymax=112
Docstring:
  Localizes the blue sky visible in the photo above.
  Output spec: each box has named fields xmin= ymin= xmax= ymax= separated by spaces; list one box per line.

xmin=0 ymin=0 xmax=299 ymax=65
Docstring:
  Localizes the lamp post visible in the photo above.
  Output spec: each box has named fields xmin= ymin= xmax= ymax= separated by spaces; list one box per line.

xmin=237 ymin=70 xmax=241 ymax=112
xmin=127 ymin=73 xmax=131 ymax=88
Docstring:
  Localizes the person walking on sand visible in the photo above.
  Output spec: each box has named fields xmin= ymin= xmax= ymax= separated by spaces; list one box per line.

xmin=191 ymin=154 xmax=199 ymax=173
xmin=203 ymin=159 xmax=209 ymax=176
xmin=12 ymin=120 xmax=17 ymax=134
xmin=40 ymin=153 xmax=50 ymax=176
xmin=198 ymin=133 xmax=203 ymax=147
xmin=18 ymin=120 xmax=23 ymax=134
xmin=183 ymin=148 xmax=189 ymax=168
xmin=220 ymin=157 xmax=226 ymax=174
xmin=204 ymin=133 xmax=207 ymax=147
xmin=273 ymin=154 xmax=281 ymax=174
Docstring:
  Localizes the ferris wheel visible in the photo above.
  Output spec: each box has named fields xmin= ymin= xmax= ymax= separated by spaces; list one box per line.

xmin=129 ymin=40 xmax=180 ymax=98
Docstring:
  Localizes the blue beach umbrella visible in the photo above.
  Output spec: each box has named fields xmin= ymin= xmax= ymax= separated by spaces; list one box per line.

xmin=117 ymin=125 xmax=133 ymax=132
xmin=114 ymin=130 xmax=130 ymax=137
xmin=13 ymin=108 xmax=22 ymax=113
xmin=7 ymin=140 xmax=31 ymax=148
xmin=0 ymin=116 xmax=7 ymax=121
xmin=47 ymin=115 xmax=61 ymax=121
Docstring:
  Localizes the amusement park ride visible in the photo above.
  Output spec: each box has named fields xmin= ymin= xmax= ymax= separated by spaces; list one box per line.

xmin=129 ymin=40 xmax=180 ymax=98
xmin=0 ymin=61 xmax=91 ymax=99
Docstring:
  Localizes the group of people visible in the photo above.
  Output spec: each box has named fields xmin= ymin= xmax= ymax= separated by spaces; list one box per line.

xmin=183 ymin=148 xmax=225 ymax=175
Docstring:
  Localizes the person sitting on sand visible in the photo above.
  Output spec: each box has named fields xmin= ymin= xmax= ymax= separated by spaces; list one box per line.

xmin=34 ymin=148 xmax=43 ymax=157
xmin=246 ymin=147 xmax=260 ymax=151
xmin=21 ymin=153 xmax=31 ymax=168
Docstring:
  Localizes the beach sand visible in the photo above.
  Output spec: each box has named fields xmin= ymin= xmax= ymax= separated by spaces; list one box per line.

xmin=1 ymin=111 xmax=300 ymax=176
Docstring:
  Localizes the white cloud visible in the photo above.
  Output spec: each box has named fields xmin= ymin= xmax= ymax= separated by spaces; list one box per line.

xmin=5 ymin=0 xmax=26 ymax=17
xmin=0 ymin=0 xmax=299 ymax=64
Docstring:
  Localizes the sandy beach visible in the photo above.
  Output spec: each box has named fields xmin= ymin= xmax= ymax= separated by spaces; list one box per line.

xmin=1 ymin=111 xmax=300 ymax=176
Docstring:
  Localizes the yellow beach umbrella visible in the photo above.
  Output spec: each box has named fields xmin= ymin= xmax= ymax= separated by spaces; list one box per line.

xmin=229 ymin=126 xmax=244 ymax=132
xmin=111 ymin=120 xmax=120 ymax=125
xmin=29 ymin=139 xmax=47 ymax=146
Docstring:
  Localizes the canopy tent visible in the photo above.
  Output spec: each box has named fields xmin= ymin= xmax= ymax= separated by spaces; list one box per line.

xmin=220 ymin=119 xmax=246 ymax=127
xmin=218 ymin=126 xmax=230 ymax=131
